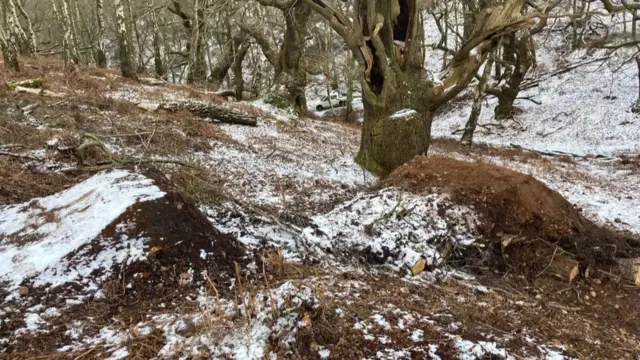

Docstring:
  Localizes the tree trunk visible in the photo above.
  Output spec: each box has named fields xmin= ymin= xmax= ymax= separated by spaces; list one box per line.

xmin=150 ymin=0 xmax=165 ymax=78
xmin=462 ymin=58 xmax=493 ymax=145
xmin=6 ymin=0 xmax=30 ymax=56
xmin=233 ymin=43 xmax=250 ymax=100
xmin=301 ymin=0 xmax=530 ymax=173
xmin=95 ymin=0 xmax=107 ymax=67
xmin=187 ymin=0 xmax=207 ymax=83
xmin=357 ymin=93 xmax=433 ymax=175
xmin=114 ymin=0 xmax=135 ymax=78
xmin=14 ymin=0 xmax=37 ymax=55
xmin=62 ymin=0 xmax=80 ymax=63
xmin=488 ymin=31 xmax=535 ymax=121
xmin=210 ymin=34 xmax=246 ymax=87
xmin=632 ymin=56 xmax=640 ymax=113
xmin=0 ymin=26 xmax=20 ymax=72
xmin=123 ymin=0 xmax=140 ymax=73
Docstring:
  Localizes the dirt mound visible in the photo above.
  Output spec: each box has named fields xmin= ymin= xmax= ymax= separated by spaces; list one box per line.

xmin=0 ymin=169 xmax=246 ymax=354
xmin=385 ymin=156 xmax=640 ymax=271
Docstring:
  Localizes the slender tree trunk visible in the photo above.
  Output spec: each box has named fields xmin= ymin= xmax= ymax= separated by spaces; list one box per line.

xmin=95 ymin=0 xmax=107 ymax=67
xmin=0 ymin=26 xmax=20 ymax=71
xmin=187 ymin=0 xmax=207 ymax=83
xmin=462 ymin=58 xmax=493 ymax=145
xmin=6 ymin=0 xmax=30 ymax=55
xmin=62 ymin=0 xmax=80 ymax=63
xmin=150 ymin=0 xmax=165 ymax=78
xmin=233 ymin=43 xmax=250 ymax=100
xmin=632 ymin=56 xmax=640 ymax=113
xmin=14 ymin=0 xmax=37 ymax=55
xmin=114 ymin=0 xmax=135 ymax=78
xmin=123 ymin=0 xmax=140 ymax=73
xmin=56 ymin=0 xmax=79 ymax=64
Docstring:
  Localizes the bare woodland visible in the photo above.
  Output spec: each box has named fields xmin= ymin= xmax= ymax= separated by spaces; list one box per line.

xmin=3 ymin=0 xmax=640 ymax=358
xmin=2 ymin=0 xmax=638 ymax=174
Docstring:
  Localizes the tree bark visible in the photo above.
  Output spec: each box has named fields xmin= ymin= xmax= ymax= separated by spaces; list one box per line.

xmin=632 ymin=56 xmax=640 ymax=113
xmin=186 ymin=0 xmax=207 ymax=83
xmin=61 ymin=0 xmax=80 ymax=63
xmin=114 ymin=0 xmax=135 ymax=78
xmin=6 ymin=0 xmax=31 ymax=56
xmin=0 ymin=25 xmax=20 ymax=71
xmin=233 ymin=43 xmax=251 ymax=100
xmin=95 ymin=0 xmax=107 ymax=67
xmin=147 ymin=101 xmax=258 ymax=126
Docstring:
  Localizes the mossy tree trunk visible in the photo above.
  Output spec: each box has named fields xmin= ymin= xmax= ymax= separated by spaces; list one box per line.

xmin=302 ymin=0 xmax=531 ymax=174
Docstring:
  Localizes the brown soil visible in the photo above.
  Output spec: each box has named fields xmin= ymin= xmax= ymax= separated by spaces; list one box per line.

xmin=385 ymin=156 xmax=640 ymax=272
xmin=2 ymin=168 xmax=246 ymax=355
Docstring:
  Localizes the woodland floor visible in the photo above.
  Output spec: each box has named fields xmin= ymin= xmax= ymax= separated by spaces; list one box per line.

xmin=0 ymin=55 xmax=639 ymax=360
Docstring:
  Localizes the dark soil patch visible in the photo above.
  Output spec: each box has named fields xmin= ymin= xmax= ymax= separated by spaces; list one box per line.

xmin=2 ymin=168 xmax=247 ymax=355
xmin=385 ymin=156 xmax=640 ymax=272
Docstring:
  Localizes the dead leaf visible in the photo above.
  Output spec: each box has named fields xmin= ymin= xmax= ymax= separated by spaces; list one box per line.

xmin=412 ymin=258 xmax=427 ymax=275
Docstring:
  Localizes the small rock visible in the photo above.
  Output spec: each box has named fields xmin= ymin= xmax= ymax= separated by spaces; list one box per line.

xmin=614 ymin=218 xmax=622 ymax=224
xmin=590 ymin=291 xmax=596 ymax=298
xmin=18 ymin=286 xmax=29 ymax=296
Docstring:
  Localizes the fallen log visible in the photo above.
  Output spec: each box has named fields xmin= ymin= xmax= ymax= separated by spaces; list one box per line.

xmin=14 ymin=86 xmax=66 ymax=98
xmin=6 ymin=78 xmax=46 ymax=89
xmin=139 ymin=100 xmax=258 ymax=126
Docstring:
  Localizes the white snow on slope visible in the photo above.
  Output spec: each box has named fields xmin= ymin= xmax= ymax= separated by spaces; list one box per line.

xmin=302 ymin=188 xmax=479 ymax=269
xmin=0 ymin=170 xmax=165 ymax=290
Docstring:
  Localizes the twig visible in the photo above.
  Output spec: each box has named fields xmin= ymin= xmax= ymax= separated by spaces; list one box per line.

xmin=516 ymin=96 xmax=542 ymax=105
xmin=72 ymin=347 xmax=97 ymax=360
xmin=0 ymin=151 xmax=42 ymax=162
xmin=203 ymin=273 xmax=222 ymax=317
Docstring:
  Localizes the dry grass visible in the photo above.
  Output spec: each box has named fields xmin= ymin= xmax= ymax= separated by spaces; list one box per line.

xmin=0 ymin=161 xmax=75 ymax=205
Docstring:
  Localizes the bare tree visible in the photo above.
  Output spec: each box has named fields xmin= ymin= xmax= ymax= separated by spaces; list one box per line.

xmin=168 ymin=0 xmax=208 ymax=83
xmin=150 ymin=0 xmax=166 ymax=78
xmin=241 ymin=0 xmax=313 ymax=113
xmin=300 ymin=0 xmax=532 ymax=173
xmin=13 ymin=0 xmax=37 ymax=54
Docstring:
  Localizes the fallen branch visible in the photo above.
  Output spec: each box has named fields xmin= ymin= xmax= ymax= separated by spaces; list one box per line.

xmin=521 ymin=56 xmax=609 ymax=90
xmin=0 ymin=151 xmax=42 ymax=162
xmin=6 ymin=78 xmax=46 ymax=89
xmin=14 ymin=86 xmax=66 ymax=98
xmin=138 ymin=100 xmax=258 ymax=126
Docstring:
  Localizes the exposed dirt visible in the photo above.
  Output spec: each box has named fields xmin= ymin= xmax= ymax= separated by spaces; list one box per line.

xmin=385 ymin=156 xmax=640 ymax=272
xmin=1 ymin=168 xmax=247 ymax=355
